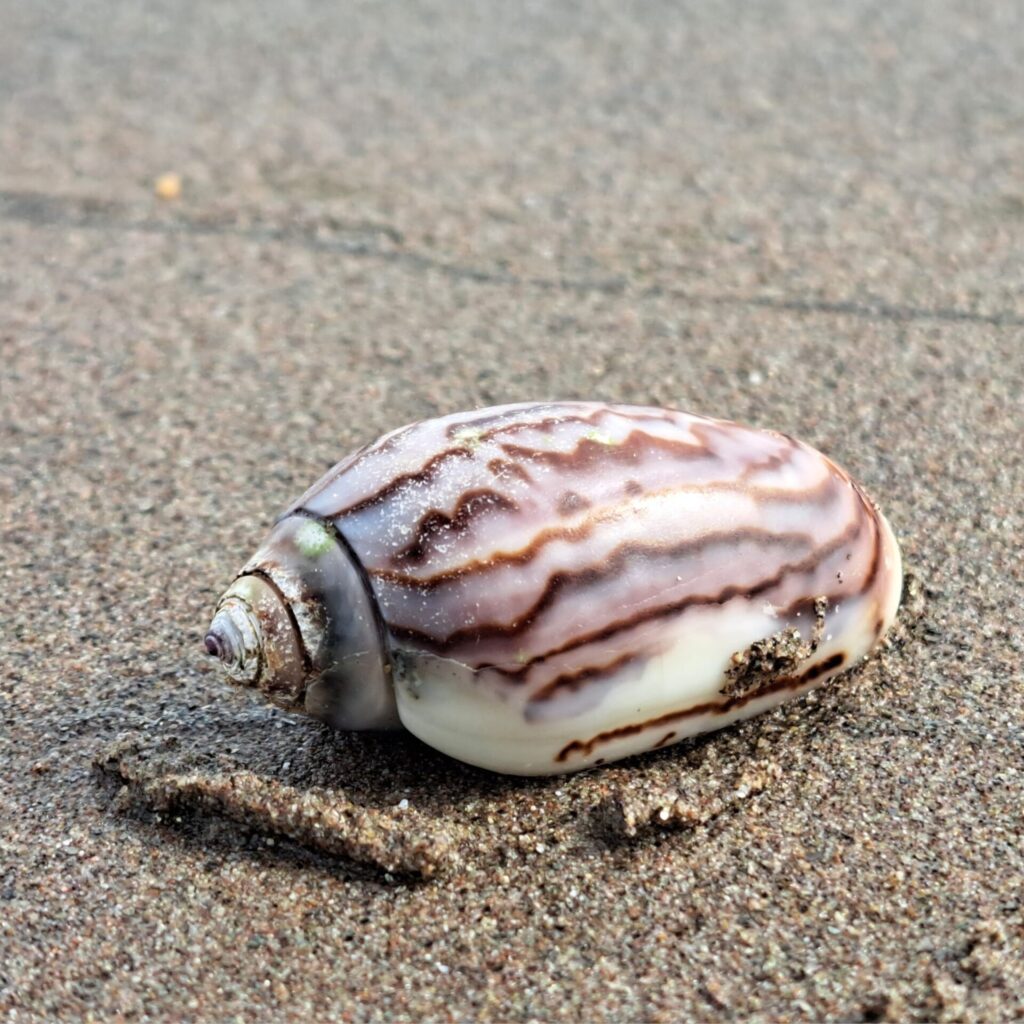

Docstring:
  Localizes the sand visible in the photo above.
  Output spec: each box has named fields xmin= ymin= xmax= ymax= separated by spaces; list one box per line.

xmin=2 ymin=0 xmax=1023 ymax=1020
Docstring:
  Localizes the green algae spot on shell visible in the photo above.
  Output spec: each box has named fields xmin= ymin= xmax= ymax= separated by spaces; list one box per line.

xmin=295 ymin=519 xmax=334 ymax=559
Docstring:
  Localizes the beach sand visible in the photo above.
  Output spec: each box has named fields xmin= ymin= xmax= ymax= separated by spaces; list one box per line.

xmin=2 ymin=1 xmax=1023 ymax=1019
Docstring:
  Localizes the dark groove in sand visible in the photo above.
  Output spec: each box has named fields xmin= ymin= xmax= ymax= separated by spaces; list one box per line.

xmin=4 ymin=189 xmax=1022 ymax=328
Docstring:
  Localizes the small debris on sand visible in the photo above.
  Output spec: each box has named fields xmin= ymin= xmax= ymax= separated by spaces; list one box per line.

xmin=153 ymin=171 xmax=182 ymax=200
xmin=599 ymin=758 xmax=783 ymax=838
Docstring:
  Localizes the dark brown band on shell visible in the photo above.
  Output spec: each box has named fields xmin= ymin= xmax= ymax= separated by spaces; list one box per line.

xmin=555 ymin=652 xmax=847 ymax=762
xmin=389 ymin=520 xmax=861 ymax=654
xmin=391 ymin=489 xmax=519 ymax=567
xmin=370 ymin=466 xmax=844 ymax=591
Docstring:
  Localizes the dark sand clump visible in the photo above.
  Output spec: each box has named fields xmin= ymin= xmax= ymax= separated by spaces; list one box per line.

xmin=2 ymin=1 xmax=1024 ymax=1020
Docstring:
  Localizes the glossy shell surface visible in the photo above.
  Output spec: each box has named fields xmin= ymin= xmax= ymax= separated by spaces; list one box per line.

xmin=275 ymin=401 xmax=902 ymax=774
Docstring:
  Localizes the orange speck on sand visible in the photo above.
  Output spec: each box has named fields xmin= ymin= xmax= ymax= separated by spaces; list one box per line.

xmin=154 ymin=172 xmax=182 ymax=200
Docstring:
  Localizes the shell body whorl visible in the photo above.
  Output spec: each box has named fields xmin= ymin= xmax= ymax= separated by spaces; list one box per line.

xmin=209 ymin=402 xmax=902 ymax=775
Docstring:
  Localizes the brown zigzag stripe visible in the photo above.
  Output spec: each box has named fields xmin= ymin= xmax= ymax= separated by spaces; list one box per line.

xmin=507 ymin=583 xmax=857 ymax=694
xmin=387 ymin=519 xmax=862 ymax=653
xmin=485 ymin=457 xmax=533 ymax=483
xmin=212 ymin=401 xmax=902 ymax=776
xmin=476 ymin=403 xmax=698 ymax=437
xmin=555 ymin=652 xmax=847 ymax=762
xmin=370 ymin=464 xmax=844 ymax=590
xmin=317 ymin=404 xmax=593 ymax=490
xmin=528 ymin=651 xmax=641 ymax=704
xmin=498 ymin=426 xmax=714 ymax=471
xmin=277 ymin=443 xmax=374 ymax=523
xmin=324 ymin=414 xmax=710 ymax=520
xmin=391 ymin=488 xmax=519 ymax=567
xmin=329 ymin=444 xmax=477 ymax=517
xmin=591 ymin=406 xmax=724 ymax=431
xmin=738 ymin=439 xmax=798 ymax=480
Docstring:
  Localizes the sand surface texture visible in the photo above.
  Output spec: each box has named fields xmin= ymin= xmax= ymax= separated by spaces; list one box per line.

xmin=2 ymin=1 xmax=1023 ymax=1020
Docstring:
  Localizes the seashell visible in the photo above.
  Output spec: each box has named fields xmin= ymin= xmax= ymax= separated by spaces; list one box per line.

xmin=205 ymin=402 xmax=902 ymax=775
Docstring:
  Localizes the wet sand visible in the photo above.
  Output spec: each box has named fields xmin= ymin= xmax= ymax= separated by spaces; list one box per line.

xmin=2 ymin=1 xmax=1023 ymax=1019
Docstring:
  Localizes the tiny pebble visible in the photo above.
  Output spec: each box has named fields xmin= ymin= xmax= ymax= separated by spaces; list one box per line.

xmin=154 ymin=172 xmax=182 ymax=200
